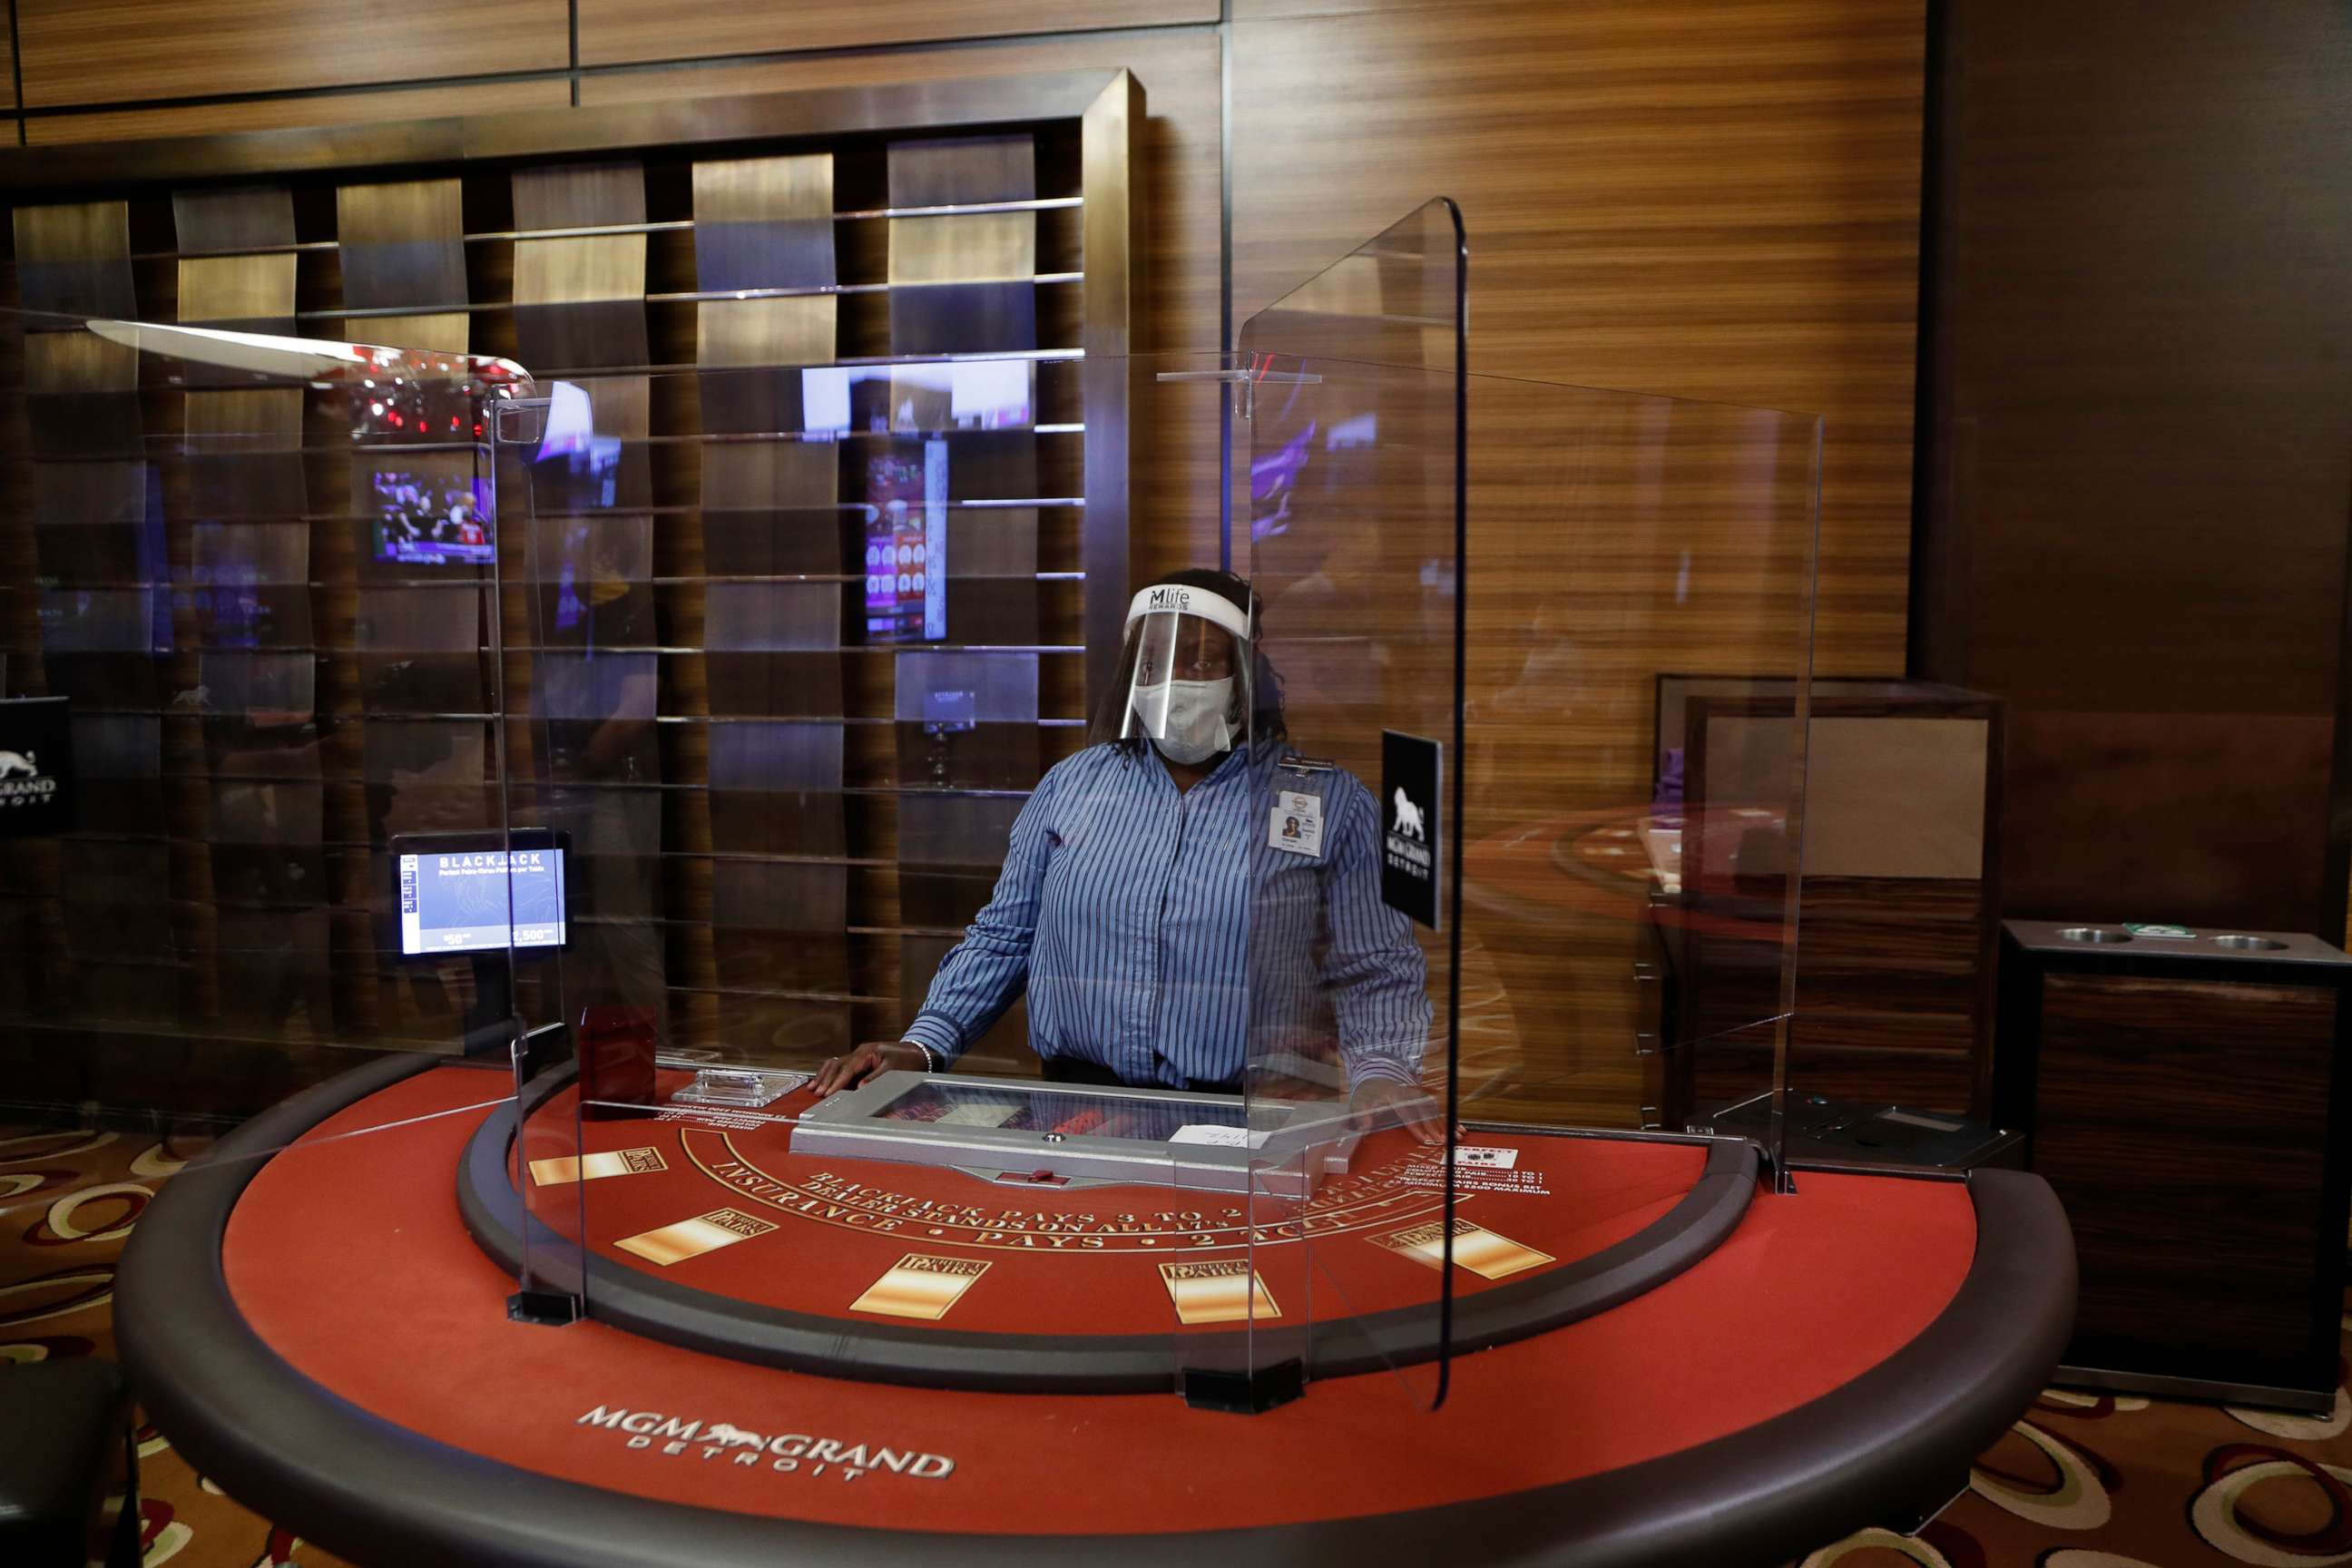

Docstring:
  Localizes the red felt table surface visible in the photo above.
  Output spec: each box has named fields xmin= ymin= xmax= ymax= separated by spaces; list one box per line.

xmin=224 ymin=1068 xmax=1976 ymax=1535
xmin=524 ymin=1073 xmax=1710 ymax=1334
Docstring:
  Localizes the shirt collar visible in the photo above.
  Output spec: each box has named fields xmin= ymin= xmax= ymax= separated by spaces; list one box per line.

xmin=1129 ymin=739 xmax=1259 ymax=796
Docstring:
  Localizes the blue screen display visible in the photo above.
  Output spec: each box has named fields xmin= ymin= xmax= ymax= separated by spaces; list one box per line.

xmin=397 ymin=848 xmax=566 ymax=956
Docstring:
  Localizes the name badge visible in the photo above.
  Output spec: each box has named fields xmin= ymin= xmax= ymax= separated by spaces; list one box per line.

xmin=1269 ymin=789 xmax=1325 ymax=857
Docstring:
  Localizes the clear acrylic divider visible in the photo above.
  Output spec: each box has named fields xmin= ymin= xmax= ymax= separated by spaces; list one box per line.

xmin=544 ymin=346 xmax=1093 ymax=1350
xmin=495 ymin=370 xmax=591 ymax=1323
xmin=1153 ymin=1137 xmax=1317 ymax=1413
xmin=0 ymin=304 xmax=542 ymax=1200
xmin=1237 ymin=200 xmax=1468 ymax=1411
xmin=1449 ymin=369 xmax=1820 ymax=1183
xmin=1224 ymin=198 xmax=1821 ymax=1412
xmin=0 ymin=199 xmax=1820 ymax=1411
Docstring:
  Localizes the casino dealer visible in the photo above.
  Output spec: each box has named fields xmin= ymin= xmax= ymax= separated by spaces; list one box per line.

xmin=811 ymin=568 xmax=1444 ymax=1142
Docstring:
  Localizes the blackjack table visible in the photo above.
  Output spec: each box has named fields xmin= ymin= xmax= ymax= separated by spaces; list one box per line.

xmin=117 ymin=1054 xmax=2074 ymax=1568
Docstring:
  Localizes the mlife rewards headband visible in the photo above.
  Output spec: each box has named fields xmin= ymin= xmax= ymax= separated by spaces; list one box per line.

xmin=1123 ymin=583 xmax=1253 ymax=644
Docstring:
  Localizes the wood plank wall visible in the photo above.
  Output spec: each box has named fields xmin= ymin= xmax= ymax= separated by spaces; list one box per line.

xmin=1913 ymin=0 xmax=2352 ymax=941
xmin=1230 ymin=0 xmax=1925 ymax=1119
xmin=1232 ymin=0 xmax=1926 ymax=677
xmin=0 ymin=0 xmax=1924 ymax=547
xmin=0 ymin=0 xmax=1924 ymax=650
xmin=1 ymin=0 xmax=1928 ymax=1122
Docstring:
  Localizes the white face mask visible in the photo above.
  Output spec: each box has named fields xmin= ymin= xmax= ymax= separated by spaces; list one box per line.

xmin=1133 ymin=677 xmax=1235 ymax=766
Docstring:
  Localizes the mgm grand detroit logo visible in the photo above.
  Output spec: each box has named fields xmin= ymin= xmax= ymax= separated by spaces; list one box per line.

xmin=577 ymin=1406 xmax=955 ymax=1485
xmin=0 ymin=750 xmax=55 ymax=808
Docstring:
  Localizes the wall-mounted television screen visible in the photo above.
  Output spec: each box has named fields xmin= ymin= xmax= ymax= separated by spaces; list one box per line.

xmin=370 ymin=464 xmax=495 ymax=566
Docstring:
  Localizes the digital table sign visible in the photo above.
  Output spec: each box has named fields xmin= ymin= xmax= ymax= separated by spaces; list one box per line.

xmin=397 ymin=844 xmax=567 ymax=956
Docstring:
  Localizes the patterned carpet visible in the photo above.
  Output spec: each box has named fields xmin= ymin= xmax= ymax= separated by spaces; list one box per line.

xmin=5 ymin=1118 xmax=2347 ymax=1568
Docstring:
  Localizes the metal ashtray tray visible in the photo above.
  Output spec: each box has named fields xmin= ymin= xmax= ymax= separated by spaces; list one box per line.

xmin=669 ymin=1067 xmax=808 ymax=1110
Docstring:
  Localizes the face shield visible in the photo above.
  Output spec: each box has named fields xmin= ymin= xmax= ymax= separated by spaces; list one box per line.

xmin=1120 ymin=583 xmax=1253 ymax=766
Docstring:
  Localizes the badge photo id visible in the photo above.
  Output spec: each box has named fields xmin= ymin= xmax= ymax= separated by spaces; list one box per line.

xmin=1269 ymin=789 xmax=1324 ymax=856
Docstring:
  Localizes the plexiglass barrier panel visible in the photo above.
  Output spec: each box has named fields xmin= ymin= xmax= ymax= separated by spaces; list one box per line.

xmin=0 ymin=271 xmax=1818 ymax=1416
xmin=1751 ymin=680 xmax=2003 ymax=1170
xmin=541 ymin=275 xmax=1814 ymax=1416
xmin=0 ymin=306 xmax=538 ymax=1199
xmin=530 ymin=344 xmax=1103 ymax=1367
xmin=1451 ymin=375 xmax=1819 ymax=1155
xmin=1237 ymin=200 xmax=1466 ymax=1409
xmin=517 ymin=344 xmax=1452 ymax=1406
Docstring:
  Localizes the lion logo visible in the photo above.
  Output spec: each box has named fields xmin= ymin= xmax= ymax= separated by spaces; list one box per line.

xmin=1391 ymin=788 xmax=1426 ymax=842
xmin=703 ymin=1422 xmax=768 ymax=1451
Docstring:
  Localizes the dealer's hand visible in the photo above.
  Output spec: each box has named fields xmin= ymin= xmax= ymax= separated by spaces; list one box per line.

xmin=1349 ymin=1078 xmax=1450 ymax=1146
xmin=812 ymin=1040 xmax=930 ymax=1097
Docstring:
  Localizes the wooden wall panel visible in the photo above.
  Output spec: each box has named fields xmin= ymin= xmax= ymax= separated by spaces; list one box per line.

xmin=2000 ymin=710 xmax=2337 ymax=933
xmin=1913 ymin=0 xmax=2352 ymax=941
xmin=1230 ymin=0 xmax=1925 ymax=678
xmin=15 ymin=1 xmax=569 ymax=109
xmin=28 ymin=81 xmax=575 ymax=146
xmin=578 ymin=0 xmax=1216 ymax=69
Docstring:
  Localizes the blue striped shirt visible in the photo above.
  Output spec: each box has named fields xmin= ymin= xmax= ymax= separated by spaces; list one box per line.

xmin=902 ymin=741 xmax=1430 ymax=1090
